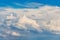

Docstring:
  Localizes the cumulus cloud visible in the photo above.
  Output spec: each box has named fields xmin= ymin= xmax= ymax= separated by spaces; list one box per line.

xmin=15 ymin=15 xmax=42 ymax=32
xmin=38 ymin=6 xmax=60 ymax=34
xmin=0 ymin=5 xmax=60 ymax=34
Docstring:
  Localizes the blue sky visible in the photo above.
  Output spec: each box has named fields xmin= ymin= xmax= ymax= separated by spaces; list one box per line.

xmin=0 ymin=0 xmax=60 ymax=8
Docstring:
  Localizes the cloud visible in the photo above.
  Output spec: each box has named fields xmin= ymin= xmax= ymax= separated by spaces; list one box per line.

xmin=14 ymin=3 xmax=25 ymax=7
xmin=38 ymin=5 xmax=60 ymax=34
xmin=15 ymin=15 xmax=42 ymax=32
xmin=14 ymin=2 xmax=43 ymax=8
xmin=0 ymin=5 xmax=60 ymax=34
xmin=25 ymin=2 xmax=43 ymax=8
xmin=11 ymin=31 xmax=21 ymax=36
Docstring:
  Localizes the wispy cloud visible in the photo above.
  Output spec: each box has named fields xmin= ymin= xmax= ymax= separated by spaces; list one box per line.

xmin=14 ymin=2 xmax=44 ymax=8
xmin=25 ymin=2 xmax=43 ymax=8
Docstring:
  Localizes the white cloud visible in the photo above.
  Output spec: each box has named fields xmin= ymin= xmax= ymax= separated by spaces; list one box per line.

xmin=0 ymin=5 xmax=60 ymax=34
xmin=11 ymin=32 xmax=21 ymax=36
xmin=15 ymin=15 xmax=42 ymax=32
xmin=38 ymin=6 xmax=60 ymax=34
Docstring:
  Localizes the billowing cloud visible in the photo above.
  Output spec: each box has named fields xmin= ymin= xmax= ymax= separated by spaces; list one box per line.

xmin=38 ymin=6 xmax=60 ymax=34
xmin=0 ymin=5 xmax=60 ymax=34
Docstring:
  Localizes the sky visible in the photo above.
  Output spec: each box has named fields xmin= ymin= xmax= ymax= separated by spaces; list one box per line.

xmin=0 ymin=0 xmax=60 ymax=40
xmin=0 ymin=0 xmax=60 ymax=8
xmin=0 ymin=0 xmax=60 ymax=34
